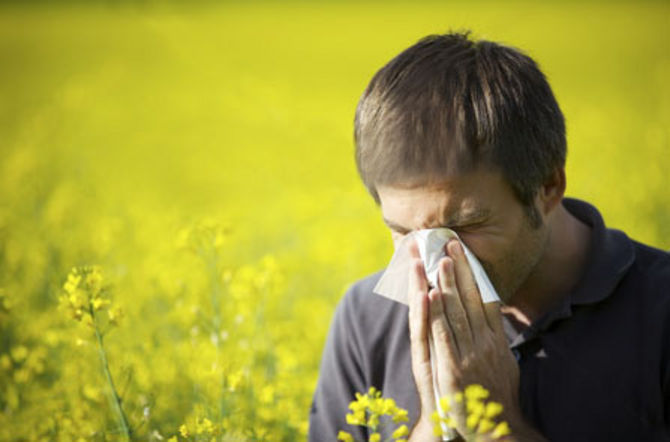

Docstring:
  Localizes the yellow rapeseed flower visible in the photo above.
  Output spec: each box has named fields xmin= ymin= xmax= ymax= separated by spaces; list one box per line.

xmin=485 ymin=401 xmax=504 ymax=419
xmin=477 ymin=418 xmax=495 ymax=434
xmin=60 ymin=265 xmax=119 ymax=328
xmin=91 ymin=297 xmax=110 ymax=311
xmin=466 ymin=412 xmax=480 ymax=430
xmin=346 ymin=411 xmax=365 ymax=426
xmin=343 ymin=386 xmax=411 ymax=440
xmin=63 ymin=272 xmax=82 ymax=294
xmin=466 ymin=400 xmax=485 ymax=429
xmin=392 ymin=407 xmax=409 ymax=423
xmin=465 ymin=384 xmax=489 ymax=402
xmin=431 ymin=384 xmax=511 ymax=440
xmin=492 ymin=422 xmax=511 ymax=439
xmin=107 ymin=306 xmax=123 ymax=326
xmin=392 ymin=424 xmax=409 ymax=439
xmin=195 ymin=417 xmax=215 ymax=434
xmin=439 ymin=396 xmax=451 ymax=413
xmin=337 ymin=430 xmax=354 ymax=442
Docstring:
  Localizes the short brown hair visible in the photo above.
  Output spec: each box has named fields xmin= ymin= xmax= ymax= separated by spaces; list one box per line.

xmin=354 ymin=31 xmax=566 ymax=225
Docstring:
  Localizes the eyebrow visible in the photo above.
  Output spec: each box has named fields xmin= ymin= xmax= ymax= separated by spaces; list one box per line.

xmin=383 ymin=207 xmax=491 ymax=232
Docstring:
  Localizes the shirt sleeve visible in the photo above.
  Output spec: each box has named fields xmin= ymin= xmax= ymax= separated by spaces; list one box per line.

xmin=308 ymin=286 xmax=369 ymax=441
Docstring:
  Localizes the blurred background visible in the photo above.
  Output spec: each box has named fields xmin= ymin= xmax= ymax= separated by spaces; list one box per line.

xmin=1 ymin=1 xmax=668 ymax=440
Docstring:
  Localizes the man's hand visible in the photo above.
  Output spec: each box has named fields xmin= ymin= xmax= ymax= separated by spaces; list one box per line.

xmin=407 ymin=238 xmax=545 ymax=441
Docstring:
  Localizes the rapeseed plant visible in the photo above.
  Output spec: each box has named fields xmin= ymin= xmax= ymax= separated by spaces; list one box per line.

xmin=59 ymin=266 xmax=131 ymax=440
xmin=338 ymin=387 xmax=410 ymax=442
xmin=431 ymin=384 xmax=511 ymax=441
xmin=341 ymin=385 xmax=509 ymax=442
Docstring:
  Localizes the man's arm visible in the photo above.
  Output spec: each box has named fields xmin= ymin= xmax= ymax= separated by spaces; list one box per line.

xmin=309 ymin=287 xmax=368 ymax=441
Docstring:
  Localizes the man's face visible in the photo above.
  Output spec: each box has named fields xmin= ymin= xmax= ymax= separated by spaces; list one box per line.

xmin=377 ymin=169 xmax=550 ymax=303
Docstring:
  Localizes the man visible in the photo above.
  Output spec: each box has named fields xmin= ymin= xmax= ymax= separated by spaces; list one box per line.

xmin=309 ymin=31 xmax=670 ymax=441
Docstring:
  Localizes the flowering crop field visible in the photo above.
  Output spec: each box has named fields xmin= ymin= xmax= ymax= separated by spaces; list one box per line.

xmin=0 ymin=1 xmax=668 ymax=440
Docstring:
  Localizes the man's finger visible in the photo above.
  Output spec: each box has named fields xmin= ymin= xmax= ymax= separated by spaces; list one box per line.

xmin=447 ymin=239 xmax=487 ymax=334
xmin=408 ymin=258 xmax=437 ymax=415
xmin=408 ymin=237 xmax=421 ymax=260
xmin=437 ymin=256 xmax=470 ymax=359
xmin=428 ymin=287 xmax=459 ymax=396
xmin=409 ymin=258 xmax=429 ymax=344
xmin=484 ymin=301 xmax=507 ymax=345
xmin=408 ymin=238 xmax=428 ymax=297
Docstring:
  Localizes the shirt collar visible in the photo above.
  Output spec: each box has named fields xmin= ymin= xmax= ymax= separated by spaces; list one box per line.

xmin=505 ymin=197 xmax=636 ymax=345
xmin=561 ymin=197 xmax=635 ymax=306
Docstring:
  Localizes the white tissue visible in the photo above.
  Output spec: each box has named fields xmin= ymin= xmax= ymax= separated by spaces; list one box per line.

xmin=373 ymin=228 xmax=500 ymax=305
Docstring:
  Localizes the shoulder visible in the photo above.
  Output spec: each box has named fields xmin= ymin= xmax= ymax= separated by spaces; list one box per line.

xmin=339 ymin=268 xmax=408 ymax=315
xmin=630 ymin=239 xmax=670 ymax=276
xmin=626 ymin=240 xmax=670 ymax=398
xmin=334 ymin=269 xmax=409 ymax=344
xmin=625 ymin=239 xmax=670 ymax=294
xmin=615 ymin=238 xmax=670 ymax=330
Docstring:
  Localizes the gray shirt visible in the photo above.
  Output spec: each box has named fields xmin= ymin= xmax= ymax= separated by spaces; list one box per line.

xmin=308 ymin=198 xmax=670 ymax=441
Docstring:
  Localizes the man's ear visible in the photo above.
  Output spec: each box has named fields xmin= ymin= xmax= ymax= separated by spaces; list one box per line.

xmin=537 ymin=168 xmax=566 ymax=216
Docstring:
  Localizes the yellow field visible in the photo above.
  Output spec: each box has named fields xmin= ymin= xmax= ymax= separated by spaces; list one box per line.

xmin=0 ymin=1 xmax=668 ymax=440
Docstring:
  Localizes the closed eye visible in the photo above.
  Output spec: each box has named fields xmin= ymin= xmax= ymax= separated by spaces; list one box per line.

xmin=450 ymin=220 xmax=486 ymax=232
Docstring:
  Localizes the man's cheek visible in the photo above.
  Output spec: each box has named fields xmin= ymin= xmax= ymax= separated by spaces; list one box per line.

xmin=456 ymin=230 xmax=506 ymax=263
xmin=454 ymin=232 xmax=487 ymax=259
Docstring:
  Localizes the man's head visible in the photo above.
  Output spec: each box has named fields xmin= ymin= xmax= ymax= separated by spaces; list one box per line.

xmin=354 ymin=32 xmax=568 ymax=302
xmin=354 ymin=31 xmax=566 ymax=228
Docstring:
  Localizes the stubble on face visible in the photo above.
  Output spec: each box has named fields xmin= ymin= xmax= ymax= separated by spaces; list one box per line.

xmin=478 ymin=207 xmax=550 ymax=304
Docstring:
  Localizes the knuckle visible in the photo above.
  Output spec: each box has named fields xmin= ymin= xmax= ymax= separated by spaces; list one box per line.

xmin=451 ymin=317 xmax=466 ymax=336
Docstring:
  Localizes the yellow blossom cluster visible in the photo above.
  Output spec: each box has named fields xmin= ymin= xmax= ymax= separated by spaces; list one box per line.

xmin=170 ymin=417 xmax=219 ymax=440
xmin=432 ymin=384 xmax=511 ymax=441
xmin=338 ymin=387 xmax=410 ymax=442
xmin=58 ymin=265 xmax=123 ymax=328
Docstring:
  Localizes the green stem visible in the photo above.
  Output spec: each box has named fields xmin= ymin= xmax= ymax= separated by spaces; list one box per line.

xmin=91 ymin=305 xmax=132 ymax=440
